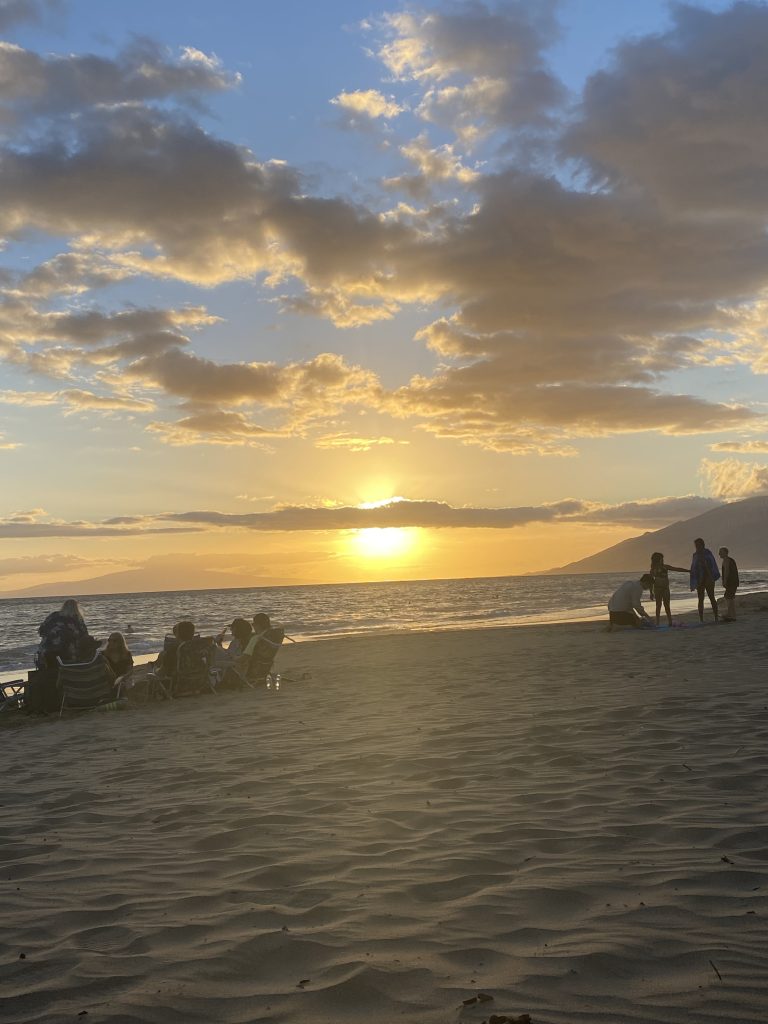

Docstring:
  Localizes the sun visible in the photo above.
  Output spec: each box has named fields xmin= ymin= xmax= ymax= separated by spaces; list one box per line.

xmin=351 ymin=527 xmax=417 ymax=560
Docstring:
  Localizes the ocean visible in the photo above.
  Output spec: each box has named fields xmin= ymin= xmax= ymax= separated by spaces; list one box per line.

xmin=2 ymin=570 xmax=766 ymax=676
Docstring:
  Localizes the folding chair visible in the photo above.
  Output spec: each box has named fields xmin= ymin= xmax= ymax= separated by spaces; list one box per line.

xmin=57 ymin=654 xmax=126 ymax=715
xmin=0 ymin=679 xmax=25 ymax=713
xmin=173 ymin=636 xmax=216 ymax=696
xmin=233 ymin=627 xmax=285 ymax=689
xmin=145 ymin=635 xmax=178 ymax=700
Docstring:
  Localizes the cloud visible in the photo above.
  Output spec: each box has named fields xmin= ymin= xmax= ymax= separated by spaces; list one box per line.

xmin=331 ymin=89 xmax=404 ymax=122
xmin=377 ymin=1 xmax=564 ymax=139
xmin=313 ymin=434 xmax=407 ymax=452
xmin=574 ymin=494 xmax=721 ymax=528
xmin=0 ymin=507 xmax=196 ymax=540
xmin=0 ymin=388 xmax=154 ymax=413
xmin=130 ymin=493 xmax=722 ymax=532
xmin=710 ymin=439 xmax=768 ymax=454
xmin=3 ymin=252 xmax=136 ymax=299
xmin=0 ymin=553 xmax=117 ymax=578
xmin=147 ymin=409 xmax=280 ymax=447
xmin=564 ymin=3 xmax=768 ymax=216
xmin=130 ymin=348 xmax=375 ymax=402
xmin=0 ymin=0 xmax=58 ymax=31
xmin=384 ymin=133 xmax=480 ymax=197
xmin=701 ymin=457 xmax=768 ymax=499
xmin=385 ymin=367 xmax=755 ymax=453
xmin=0 ymin=493 xmax=727 ymax=544
xmin=2 ymin=4 xmax=768 ymax=458
xmin=0 ymin=37 xmax=238 ymax=126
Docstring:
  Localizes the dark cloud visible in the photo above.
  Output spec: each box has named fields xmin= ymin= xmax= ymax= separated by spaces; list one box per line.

xmin=0 ymin=37 xmax=237 ymax=126
xmin=0 ymin=522 xmax=201 ymax=538
xmin=564 ymin=2 xmax=768 ymax=215
xmin=137 ymin=494 xmax=722 ymax=532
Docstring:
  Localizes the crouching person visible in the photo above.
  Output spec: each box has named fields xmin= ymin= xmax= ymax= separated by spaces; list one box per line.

xmin=607 ymin=574 xmax=654 ymax=630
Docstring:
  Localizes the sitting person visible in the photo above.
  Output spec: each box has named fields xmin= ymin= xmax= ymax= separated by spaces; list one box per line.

xmin=153 ymin=620 xmax=196 ymax=677
xmin=36 ymin=598 xmax=99 ymax=670
xmin=233 ymin=613 xmax=283 ymax=683
xmin=212 ymin=618 xmax=253 ymax=674
xmin=251 ymin=612 xmax=271 ymax=639
xmin=102 ymin=631 xmax=134 ymax=679
xmin=607 ymin=574 xmax=654 ymax=629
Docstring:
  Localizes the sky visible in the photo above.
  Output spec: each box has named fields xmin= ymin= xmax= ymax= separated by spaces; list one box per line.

xmin=0 ymin=0 xmax=767 ymax=595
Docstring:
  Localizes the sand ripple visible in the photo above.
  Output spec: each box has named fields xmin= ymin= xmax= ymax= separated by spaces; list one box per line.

xmin=3 ymin=622 xmax=768 ymax=1022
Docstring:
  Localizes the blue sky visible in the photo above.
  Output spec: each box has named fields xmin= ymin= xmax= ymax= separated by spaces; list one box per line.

xmin=0 ymin=0 xmax=765 ymax=594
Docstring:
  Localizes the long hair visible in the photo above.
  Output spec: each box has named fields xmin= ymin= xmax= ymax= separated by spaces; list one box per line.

xmin=60 ymin=598 xmax=83 ymax=619
xmin=230 ymin=618 xmax=253 ymax=645
xmin=105 ymin=632 xmax=130 ymax=658
xmin=650 ymin=552 xmax=664 ymax=570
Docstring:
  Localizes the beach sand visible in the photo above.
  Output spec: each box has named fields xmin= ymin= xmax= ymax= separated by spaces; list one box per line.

xmin=3 ymin=595 xmax=768 ymax=1023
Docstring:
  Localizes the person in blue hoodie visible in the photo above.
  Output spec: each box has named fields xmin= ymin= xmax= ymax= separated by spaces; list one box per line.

xmin=690 ymin=537 xmax=720 ymax=623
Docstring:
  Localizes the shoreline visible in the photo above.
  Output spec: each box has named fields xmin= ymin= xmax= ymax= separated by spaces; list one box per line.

xmin=3 ymin=588 xmax=766 ymax=685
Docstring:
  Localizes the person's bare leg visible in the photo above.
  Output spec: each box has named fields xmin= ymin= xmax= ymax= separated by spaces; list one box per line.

xmin=656 ymin=594 xmax=662 ymax=626
xmin=663 ymin=593 xmax=672 ymax=626
xmin=707 ymin=582 xmax=718 ymax=621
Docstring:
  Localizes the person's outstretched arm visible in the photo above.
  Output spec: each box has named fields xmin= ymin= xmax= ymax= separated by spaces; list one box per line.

xmin=665 ymin=564 xmax=687 ymax=572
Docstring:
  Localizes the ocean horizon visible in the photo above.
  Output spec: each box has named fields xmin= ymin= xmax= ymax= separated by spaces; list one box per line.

xmin=2 ymin=569 xmax=766 ymax=677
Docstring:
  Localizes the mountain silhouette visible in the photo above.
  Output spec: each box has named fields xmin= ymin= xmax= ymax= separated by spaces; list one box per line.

xmin=547 ymin=494 xmax=768 ymax=573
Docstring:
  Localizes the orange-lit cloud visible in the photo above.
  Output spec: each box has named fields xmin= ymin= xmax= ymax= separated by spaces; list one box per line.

xmin=701 ymin=458 xmax=768 ymax=499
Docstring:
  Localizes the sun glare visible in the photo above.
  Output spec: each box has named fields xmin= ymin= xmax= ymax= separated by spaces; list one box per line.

xmin=351 ymin=527 xmax=416 ymax=560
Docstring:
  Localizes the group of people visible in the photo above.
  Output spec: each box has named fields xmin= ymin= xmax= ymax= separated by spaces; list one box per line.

xmin=36 ymin=599 xmax=134 ymax=680
xmin=608 ymin=539 xmax=740 ymax=629
xmin=154 ymin=612 xmax=274 ymax=684
xmin=34 ymin=600 xmax=276 ymax=694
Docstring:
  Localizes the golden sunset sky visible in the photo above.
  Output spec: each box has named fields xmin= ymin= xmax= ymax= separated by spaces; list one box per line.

xmin=0 ymin=0 xmax=766 ymax=595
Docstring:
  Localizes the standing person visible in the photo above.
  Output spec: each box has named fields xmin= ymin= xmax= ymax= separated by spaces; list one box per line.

xmin=718 ymin=547 xmax=740 ymax=622
xmin=649 ymin=552 xmax=688 ymax=626
xmin=607 ymin=574 xmax=654 ymax=629
xmin=690 ymin=538 xmax=720 ymax=623
xmin=36 ymin=598 xmax=98 ymax=669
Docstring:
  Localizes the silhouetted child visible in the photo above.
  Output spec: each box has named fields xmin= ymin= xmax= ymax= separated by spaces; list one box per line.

xmin=649 ymin=552 xmax=687 ymax=626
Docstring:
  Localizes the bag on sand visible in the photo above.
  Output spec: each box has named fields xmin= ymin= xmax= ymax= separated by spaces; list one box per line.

xmin=25 ymin=668 xmax=59 ymax=714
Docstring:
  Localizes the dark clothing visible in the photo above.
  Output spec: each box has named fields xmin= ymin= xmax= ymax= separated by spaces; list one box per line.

xmin=36 ymin=611 xmax=97 ymax=670
xmin=721 ymin=555 xmax=739 ymax=599
xmin=609 ymin=610 xmax=640 ymax=627
xmin=103 ymin=651 xmax=133 ymax=678
xmin=690 ymin=548 xmax=720 ymax=591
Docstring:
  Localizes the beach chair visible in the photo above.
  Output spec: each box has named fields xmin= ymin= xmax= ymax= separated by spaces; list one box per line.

xmin=235 ymin=626 xmax=285 ymax=689
xmin=57 ymin=654 xmax=126 ymax=715
xmin=173 ymin=636 xmax=216 ymax=696
xmin=145 ymin=635 xmax=178 ymax=700
xmin=0 ymin=679 xmax=25 ymax=713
